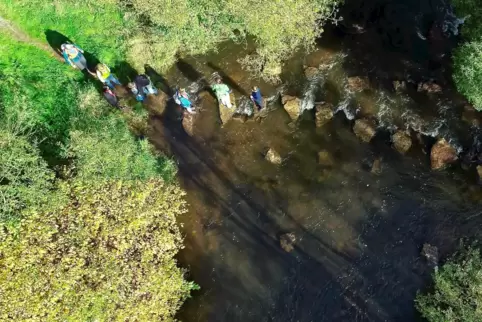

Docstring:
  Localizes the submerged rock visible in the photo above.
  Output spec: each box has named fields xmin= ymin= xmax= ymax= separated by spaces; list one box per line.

xmin=353 ymin=119 xmax=376 ymax=143
xmin=265 ymin=148 xmax=282 ymax=165
xmin=304 ymin=66 xmax=319 ymax=79
xmin=182 ymin=113 xmax=195 ymax=136
xmin=371 ymin=158 xmax=382 ymax=175
xmin=392 ymin=131 xmax=412 ymax=154
xmin=280 ymin=233 xmax=296 ymax=252
xmin=315 ymin=103 xmax=334 ymax=127
xmin=431 ymin=138 xmax=458 ymax=170
xmin=417 ymin=82 xmax=442 ymax=93
xmin=462 ymin=104 xmax=481 ymax=127
xmin=347 ymin=76 xmax=370 ymax=92
xmin=477 ymin=165 xmax=482 ymax=183
xmin=318 ymin=150 xmax=334 ymax=167
xmin=218 ymin=93 xmax=236 ymax=126
xmin=421 ymin=243 xmax=439 ymax=267
xmin=282 ymin=96 xmax=301 ymax=121
xmin=393 ymin=80 xmax=407 ymax=92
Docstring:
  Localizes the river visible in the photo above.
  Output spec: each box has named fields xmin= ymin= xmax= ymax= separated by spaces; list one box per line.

xmin=146 ymin=0 xmax=482 ymax=321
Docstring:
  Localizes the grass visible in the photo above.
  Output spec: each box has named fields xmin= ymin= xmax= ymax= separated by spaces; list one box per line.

xmin=0 ymin=0 xmax=128 ymax=64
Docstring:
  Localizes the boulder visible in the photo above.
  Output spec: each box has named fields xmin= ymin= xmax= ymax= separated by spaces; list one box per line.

xmin=282 ymin=97 xmax=301 ymax=121
xmin=304 ymin=66 xmax=319 ymax=79
xmin=280 ymin=233 xmax=296 ymax=252
xmin=265 ymin=148 xmax=282 ymax=165
xmin=318 ymin=150 xmax=334 ymax=167
xmin=417 ymin=82 xmax=442 ymax=93
xmin=347 ymin=76 xmax=370 ymax=92
xmin=393 ymin=80 xmax=407 ymax=92
xmin=392 ymin=131 xmax=412 ymax=154
xmin=430 ymin=138 xmax=458 ymax=170
xmin=281 ymin=95 xmax=297 ymax=105
xmin=421 ymin=243 xmax=439 ymax=267
xmin=353 ymin=119 xmax=376 ymax=143
xmin=315 ymin=103 xmax=334 ymax=127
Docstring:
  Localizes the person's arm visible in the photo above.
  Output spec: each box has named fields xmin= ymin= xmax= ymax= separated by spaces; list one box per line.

xmin=74 ymin=44 xmax=84 ymax=53
xmin=96 ymin=70 xmax=106 ymax=82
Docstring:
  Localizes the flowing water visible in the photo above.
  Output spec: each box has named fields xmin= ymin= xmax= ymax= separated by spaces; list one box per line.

xmin=146 ymin=0 xmax=482 ymax=321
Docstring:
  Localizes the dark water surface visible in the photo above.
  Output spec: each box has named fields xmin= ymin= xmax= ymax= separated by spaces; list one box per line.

xmin=147 ymin=0 xmax=482 ymax=321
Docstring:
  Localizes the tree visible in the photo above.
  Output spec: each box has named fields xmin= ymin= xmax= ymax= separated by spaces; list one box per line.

xmin=0 ymin=180 xmax=196 ymax=321
xmin=415 ymin=245 xmax=482 ymax=322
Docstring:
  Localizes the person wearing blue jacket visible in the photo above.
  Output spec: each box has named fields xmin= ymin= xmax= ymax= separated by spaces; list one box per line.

xmin=174 ymin=88 xmax=196 ymax=114
xmin=60 ymin=43 xmax=94 ymax=76
xmin=250 ymin=86 xmax=263 ymax=111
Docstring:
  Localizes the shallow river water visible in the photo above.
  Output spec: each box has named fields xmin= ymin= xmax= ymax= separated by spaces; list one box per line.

xmin=145 ymin=1 xmax=482 ymax=321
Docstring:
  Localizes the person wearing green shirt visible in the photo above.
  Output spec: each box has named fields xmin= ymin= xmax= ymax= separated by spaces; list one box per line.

xmin=211 ymin=78 xmax=232 ymax=108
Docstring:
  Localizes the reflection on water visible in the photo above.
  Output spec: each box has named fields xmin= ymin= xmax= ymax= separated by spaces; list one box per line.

xmin=146 ymin=1 xmax=482 ymax=320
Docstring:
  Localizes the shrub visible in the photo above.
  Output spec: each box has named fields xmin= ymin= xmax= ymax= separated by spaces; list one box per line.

xmin=0 ymin=179 xmax=196 ymax=321
xmin=415 ymin=244 xmax=482 ymax=322
xmin=452 ymin=0 xmax=482 ymax=41
xmin=68 ymin=114 xmax=175 ymax=181
xmin=0 ymin=130 xmax=55 ymax=223
xmin=453 ymin=41 xmax=482 ymax=110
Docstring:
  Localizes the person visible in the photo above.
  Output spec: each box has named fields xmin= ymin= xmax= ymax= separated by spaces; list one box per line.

xmin=211 ymin=78 xmax=232 ymax=108
xmin=250 ymin=86 xmax=263 ymax=111
xmin=60 ymin=43 xmax=93 ymax=75
xmin=128 ymin=75 xmax=158 ymax=102
xmin=102 ymin=86 xmax=122 ymax=109
xmin=96 ymin=64 xmax=121 ymax=89
xmin=173 ymin=88 xmax=196 ymax=114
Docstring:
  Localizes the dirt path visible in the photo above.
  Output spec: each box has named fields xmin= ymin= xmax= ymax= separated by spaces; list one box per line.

xmin=0 ymin=16 xmax=63 ymax=61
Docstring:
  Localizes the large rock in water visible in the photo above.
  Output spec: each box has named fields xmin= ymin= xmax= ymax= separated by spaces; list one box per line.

xmin=417 ymin=82 xmax=442 ymax=93
xmin=280 ymin=233 xmax=296 ymax=252
xmin=282 ymin=96 xmax=301 ymax=121
xmin=353 ymin=119 xmax=376 ymax=143
xmin=304 ymin=66 xmax=319 ymax=79
xmin=218 ymin=93 xmax=236 ymax=126
xmin=430 ymin=138 xmax=458 ymax=170
xmin=392 ymin=131 xmax=412 ymax=154
xmin=265 ymin=148 xmax=282 ymax=165
xmin=347 ymin=76 xmax=370 ymax=92
xmin=315 ymin=103 xmax=334 ymax=127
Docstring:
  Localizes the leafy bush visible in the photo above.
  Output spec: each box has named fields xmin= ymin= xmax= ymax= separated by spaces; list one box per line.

xmin=453 ymin=41 xmax=482 ymax=110
xmin=416 ymin=245 xmax=482 ymax=322
xmin=0 ymin=180 xmax=195 ymax=321
xmin=0 ymin=131 xmax=55 ymax=223
xmin=68 ymin=112 xmax=176 ymax=181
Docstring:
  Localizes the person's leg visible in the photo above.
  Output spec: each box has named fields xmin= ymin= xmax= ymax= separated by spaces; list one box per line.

xmin=221 ymin=94 xmax=232 ymax=108
xmin=107 ymin=74 xmax=121 ymax=87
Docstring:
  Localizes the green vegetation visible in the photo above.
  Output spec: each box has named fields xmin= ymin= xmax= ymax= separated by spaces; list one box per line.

xmin=0 ymin=13 xmax=191 ymax=319
xmin=0 ymin=180 xmax=195 ymax=321
xmin=452 ymin=0 xmax=482 ymax=110
xmin=416 ymin=244 xmax=482 ymax=322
